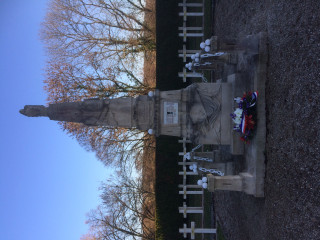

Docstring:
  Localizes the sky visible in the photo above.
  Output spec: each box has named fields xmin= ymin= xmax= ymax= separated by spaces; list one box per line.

xmin=0 ymin=1 xmax=112 ymax=239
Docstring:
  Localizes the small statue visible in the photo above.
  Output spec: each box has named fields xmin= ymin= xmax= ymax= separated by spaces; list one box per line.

xmin=20 ymin=99 xmax=107 ymax=126
xmin=19 ymin=105 xmax=48 ymax=117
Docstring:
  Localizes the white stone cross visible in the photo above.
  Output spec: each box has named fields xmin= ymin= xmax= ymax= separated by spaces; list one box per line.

xmin=178 ymin=45 xmax=199 ymax=62
xmin=178 ymin=184 xmax=202 ymax=189
xmin=178 ymin=184 xmax=203 ymax=200
xmin=178 ymin=68 xmax=202 ymax=82
xmin=179 ymin=166 xmax=198 ymax=176
xmin=179 ymin=222 xmax=216 ymax=239
xmin=178 ymin=0 xmax=204 ymax=21
xmin=179 ymin=22 xmax=203 ymax=42
xmin=178 ymin=137 xmax=192 ymax=144
xmin=178 ymin=161 xmax=197 ymax=166
xmin=178 ymin=1 xmax=203 ymax=8
xmin=178 ymin=137 xmax=191 ymax=156
xmin=179 ymin=165 xmax=198 ymax=187
xmin=179 ymin=185 xmax=203 ymax=199
xmin=179 ymin=165 xmax=198 ymax=191
xmin=179 ymin=202 xmax=203 ymax=218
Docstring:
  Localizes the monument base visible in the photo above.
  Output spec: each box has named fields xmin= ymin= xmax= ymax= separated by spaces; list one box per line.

xmin=207 ymin=172 xmax=256 ymax=195
xmin=203 ymin=32 xmax=268 ymax=197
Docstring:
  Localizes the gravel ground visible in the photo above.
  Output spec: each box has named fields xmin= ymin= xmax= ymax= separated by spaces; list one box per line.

xmin=212 ymin=1 xmax=320 ymax=239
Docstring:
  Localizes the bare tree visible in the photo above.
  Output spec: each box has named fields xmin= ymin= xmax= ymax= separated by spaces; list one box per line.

xmin=40 ymin=0 xmax=157 ymax=237
xmin=41 ymin=0 xmax=156 ymax=166
xmin=43 ymin=59 xmax=151 ymax=165
xmin=86 ymin=174 xmax=155 ymax=240
xmin=80 ymin=232 xmax=98 ymax=240
xmin=41 ymin=0 xmax=155 ymax=67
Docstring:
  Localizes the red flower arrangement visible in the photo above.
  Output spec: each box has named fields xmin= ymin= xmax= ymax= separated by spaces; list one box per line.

xmin=231 ymin=91 xmax=258 ymax=144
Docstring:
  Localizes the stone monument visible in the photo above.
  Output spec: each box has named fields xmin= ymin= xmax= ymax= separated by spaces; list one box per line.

xmin=20 ymin=97 xmax=154 ymax=130
xmin=20 ymin=83 xmax=235 ymax=147
xmin=20 ymin=33 xmax=267 ymax=197
xmin=154 ymin=82 xmax=233 ymax=146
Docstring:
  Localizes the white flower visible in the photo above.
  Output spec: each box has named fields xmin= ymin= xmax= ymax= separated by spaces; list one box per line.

xmin=197 ymin=180 xmax=203 ymax=186
xmin=184 ymin=152 xmax=191 ymax=160
xmin=200 ymin=42 xmax=206 ymax=49
xmin=234 ymin=97 xmax=242 ymax=103
xmin=233 ymin=117 xmax=241 ymax=125
xmin=205 ymin=39 xmax=211 ymax=45
xmin=232 ymin=108 xmax=243 ymax=125
xmin=234 ymin=108 xmax=243 ymax=117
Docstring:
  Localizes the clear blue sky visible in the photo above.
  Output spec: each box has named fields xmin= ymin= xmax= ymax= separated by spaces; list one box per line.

xmin=0 ymin=1 xmax=111 ymax=239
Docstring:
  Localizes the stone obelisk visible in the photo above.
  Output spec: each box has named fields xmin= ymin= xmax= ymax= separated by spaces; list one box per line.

xmin=20 ymin=97 xmax=154 ymax=130
xmin=20 ymin=83 xmax=233 ymax=145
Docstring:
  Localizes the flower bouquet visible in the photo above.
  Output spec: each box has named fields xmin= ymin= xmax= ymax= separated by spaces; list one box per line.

xmin=231 ymin=91 xmax=258 ymax=144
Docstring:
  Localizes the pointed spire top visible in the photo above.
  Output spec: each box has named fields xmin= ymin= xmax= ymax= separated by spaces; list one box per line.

xmin=19 ymin=105 xmax=48 ymax=117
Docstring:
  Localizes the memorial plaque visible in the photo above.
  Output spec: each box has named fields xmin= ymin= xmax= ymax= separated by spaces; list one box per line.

xmin=163 ymin=102 xmax=178 ymax=124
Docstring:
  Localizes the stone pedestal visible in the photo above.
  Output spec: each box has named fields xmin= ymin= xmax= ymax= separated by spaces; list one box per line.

xmin=207 ymin=172 xmax=256 ymax=196
xmin=197 ymin=83 xmax=232 ymax=145
xmin=155 ymin=83 xmax=234 ymax=146
xmin=207 ymin=174 xmax=243 ymax=192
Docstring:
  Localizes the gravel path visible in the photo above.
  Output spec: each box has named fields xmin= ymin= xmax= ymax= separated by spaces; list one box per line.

xmin=213 ymin=1 xmax=320 ymax=239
